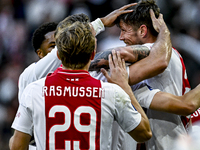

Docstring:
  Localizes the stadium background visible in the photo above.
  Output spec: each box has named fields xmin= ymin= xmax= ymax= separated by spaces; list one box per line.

xmin=0 ymin=0 xmax=200 ymax=149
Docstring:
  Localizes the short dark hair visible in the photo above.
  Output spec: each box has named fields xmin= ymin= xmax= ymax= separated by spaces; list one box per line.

xmin=115 ymin=0 xmax=160 ymax=37
xmin=32 ymin=22 xmax=58 ymax=52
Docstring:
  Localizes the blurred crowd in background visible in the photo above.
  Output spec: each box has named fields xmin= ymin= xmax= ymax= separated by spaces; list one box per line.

xmin=0 ymin=0 xmax=200 ymax=149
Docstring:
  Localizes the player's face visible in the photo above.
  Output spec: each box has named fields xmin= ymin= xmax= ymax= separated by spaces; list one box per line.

xmin=39 ymin=31 xmax=56 ymax=58
xmin=119 ymin=20 xmax=143 ymax=46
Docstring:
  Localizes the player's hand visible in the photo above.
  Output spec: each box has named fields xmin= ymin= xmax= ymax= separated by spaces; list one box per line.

xmin=101 ymin=50 xmax=129 ymax=87
xmin=150 ymin=9 xmax=168 ymax=33
xmin=100 ymin=3 xmax=137 ymax=27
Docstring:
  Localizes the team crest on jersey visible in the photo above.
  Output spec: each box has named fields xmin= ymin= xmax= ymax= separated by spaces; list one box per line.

xmin=16 ymin=112 xmax=21 ymax=118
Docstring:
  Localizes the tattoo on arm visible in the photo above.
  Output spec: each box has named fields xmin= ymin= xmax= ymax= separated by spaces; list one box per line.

xmin=130 ymin=45 xmax=150 ymax=61
xmin=89 ymin=45 xmax=150 ymax=71
xmin=89 ymin=49 xmax=112 ymax=71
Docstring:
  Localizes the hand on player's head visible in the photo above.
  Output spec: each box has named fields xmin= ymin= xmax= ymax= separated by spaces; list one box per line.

xmin=150 ymin=9 xmax=167 ymax=33
xmin=101 ymin=3 xmax=137 ymax=27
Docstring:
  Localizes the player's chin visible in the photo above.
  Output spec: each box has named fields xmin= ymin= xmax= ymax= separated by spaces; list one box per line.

xmin=124 ymin=41 xmax=131 ymax=46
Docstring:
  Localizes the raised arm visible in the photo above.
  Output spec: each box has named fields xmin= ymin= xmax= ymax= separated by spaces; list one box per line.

xmin=100 ymin=3 xmax=137 ymax=27
xmin=128 ymin=9 xmax=172 ymax=85
xmin=91 ymin=3 xmax=137 ymax=36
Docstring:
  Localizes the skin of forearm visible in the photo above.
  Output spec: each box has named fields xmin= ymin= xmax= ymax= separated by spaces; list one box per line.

xmin=150 ymin=25 xmax=172 ymax=70
xmin=150 ymin=10 xmax=172 ymax=71
xmin=120 ymin=45 xmax=150 ymax=62
xmin=89 ymin=45 xmax=149 ymax=71
xmin=149 ymin=92 xmax=192 ymax=116
xmin=182 ymin=84 xmax=200 ymax=114
xmin=150 ymin=86 xmax=200 ymax=116
xmin=10 ymin=130 xmax=31 ymax=150
xmin=9 ymin=136 xmax=14 ymax=149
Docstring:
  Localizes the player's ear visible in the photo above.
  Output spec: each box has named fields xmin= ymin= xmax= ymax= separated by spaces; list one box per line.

xmin=139 ymin=25 xmax=148 ymax=38
xmin=57 ymin=50 xmax=61 ymax=60
xmin=36 ymin=49 xmax=43 ymax=59
xmin=90 ymin=50 xmax=96 ymax=60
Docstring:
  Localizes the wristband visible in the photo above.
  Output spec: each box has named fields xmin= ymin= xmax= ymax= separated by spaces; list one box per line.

xmin=91 ymin=18 xmax=105 ymax=36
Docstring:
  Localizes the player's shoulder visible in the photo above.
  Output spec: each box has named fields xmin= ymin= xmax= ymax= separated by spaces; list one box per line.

xmin=19 ymin=63 xmax=36 ymax=79
xmin=101 ymin=81 xmax=121 ymax=89
xmin=172 ymin=47 xmax=182 ymax=58
xmin=24 ymin=77 xmax=46 ymax=91
xmin=30 ymin=77 xmax=46 ymax=86
xmin=169 ymin=48 xmax=183 ymax=65
xmin=23 ymin=62 xmax=36 ymax=72
xmin=101 ymin=81 xmax=128 ymax=97
xmin=142 ymin=43 xmax=154 ymax=50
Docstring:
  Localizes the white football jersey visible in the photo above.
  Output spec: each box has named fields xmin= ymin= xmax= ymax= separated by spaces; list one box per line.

xmin=12 ymin=68 xmax=141 ymax=150
xmin=142 ymin=43 xmax=191 ymax=150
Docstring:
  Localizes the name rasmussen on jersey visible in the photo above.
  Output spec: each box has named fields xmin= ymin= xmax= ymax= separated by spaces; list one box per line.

xmin=42 ymin=85 xmax=105 ymax=98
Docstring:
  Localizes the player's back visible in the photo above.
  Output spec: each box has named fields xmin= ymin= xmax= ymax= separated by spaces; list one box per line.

xmin=21 ymin=67 xmax=141 ymax=150
xmin=143 ymin=45 xmax=191 ymax=150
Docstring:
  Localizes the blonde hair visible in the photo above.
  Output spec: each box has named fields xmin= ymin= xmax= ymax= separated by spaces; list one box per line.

xmin=55 ymin=13 xmax=90 ymax=40
xmin=56 ymin=21 xmax=95 ymax=69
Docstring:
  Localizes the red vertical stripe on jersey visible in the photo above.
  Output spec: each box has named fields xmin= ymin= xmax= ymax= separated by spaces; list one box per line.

xmin=44 ymin=69 xmax=101 ymax=150
xmin=174 ymin=48 xmax=191 ymax=129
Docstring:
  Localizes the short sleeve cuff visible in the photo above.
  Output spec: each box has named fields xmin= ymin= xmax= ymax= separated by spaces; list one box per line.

xmin=91 ymin=18 xmax=105 ymax=36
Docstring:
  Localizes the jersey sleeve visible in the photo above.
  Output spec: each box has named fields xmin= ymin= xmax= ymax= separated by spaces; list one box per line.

xmin=113 ymin=84 xmax=142 ymax=133
xmin=91 ymin=18 xmax=105 ymax=36
xmin=12 ymin=84 xmax=33 ymax=135
xmin=18 ymin=63 xmax=36 ymax=102
xmin=34 ymin=47 xmax=61 ymax=80
xmin=131 ymin=81 xmax=160 ymax=108
xmin=18 ymin=47 xmax=61 ymax=102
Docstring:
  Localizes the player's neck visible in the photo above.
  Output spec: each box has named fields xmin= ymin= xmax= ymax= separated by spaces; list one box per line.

xmin=62 ymin=61 xmax=90 ymax=71
xmin=144 ymin=35 xmax=157 ymax=44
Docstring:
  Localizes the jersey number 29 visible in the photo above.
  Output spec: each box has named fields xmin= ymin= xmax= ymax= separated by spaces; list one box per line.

xmin=48 ymin=105 xmax=97 ymax=150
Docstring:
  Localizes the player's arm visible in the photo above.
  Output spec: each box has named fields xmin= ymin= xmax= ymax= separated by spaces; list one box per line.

xmin=100 ymin=3 xmax=137 ymax=27
xmin=34 ymin=47 xmax=61 ymax=80
xmin=9 ymin=130 xmax=31 ymax=150
xmin=128 ymin=9 xmax=172 ymax=85
xmin=89 ymin=45 xmax=150 ymax=71
xmin=91 ymin=3 xmax=136 ymax=36
xmin=150 ymin=85 xmax=200 ymax=116
xmin=102 ymin=50 xmax=152 ymax=142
